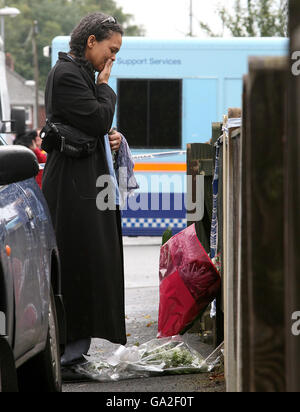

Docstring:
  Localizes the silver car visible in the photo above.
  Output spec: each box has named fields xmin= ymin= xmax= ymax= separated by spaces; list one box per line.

xmin=0 ymin=138 xmax=65 ymax=392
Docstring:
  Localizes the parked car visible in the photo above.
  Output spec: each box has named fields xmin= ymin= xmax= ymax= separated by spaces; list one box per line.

xmin=0 ymin=138 xmax=65 ymax=392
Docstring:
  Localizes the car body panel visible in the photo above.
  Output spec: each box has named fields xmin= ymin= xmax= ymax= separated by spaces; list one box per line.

xmin=0 ymin=141 xmax=61 ymax=367
xmin=0 ymin=180 xmax=47 ymax=358
xmin=0 ymin=217 xmax=14 ymax=346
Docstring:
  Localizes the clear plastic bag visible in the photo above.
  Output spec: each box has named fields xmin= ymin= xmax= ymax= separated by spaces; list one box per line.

xmin=75 ymin=336 xmax=224 ymax=383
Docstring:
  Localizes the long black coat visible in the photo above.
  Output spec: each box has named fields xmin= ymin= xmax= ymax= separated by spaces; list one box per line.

xmin=42 ymin=53 xmax=126 ymax=345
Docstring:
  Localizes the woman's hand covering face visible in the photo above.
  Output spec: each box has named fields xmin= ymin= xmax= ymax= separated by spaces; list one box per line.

xmin=85 ymin=32 xmax=122 ymax=83
xmin=97 ymin=58 xmax=114 ymax=85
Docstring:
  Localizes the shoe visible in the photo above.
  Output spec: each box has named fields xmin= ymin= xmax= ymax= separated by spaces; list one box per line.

xmin=61 ymin=365 xmax=95 ymax=383
xmin=61 ymin=355 xmax=89 ymax=368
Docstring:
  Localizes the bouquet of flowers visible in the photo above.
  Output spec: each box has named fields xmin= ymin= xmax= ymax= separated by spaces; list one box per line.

xmin=158 ymin=224 xmax=221 ymax=338
xmin=76 ymin=336 xmax=224 ymax=382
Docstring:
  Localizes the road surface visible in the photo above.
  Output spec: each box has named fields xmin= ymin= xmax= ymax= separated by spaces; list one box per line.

xmin=63 ymin=237 xmax=225 ymax=393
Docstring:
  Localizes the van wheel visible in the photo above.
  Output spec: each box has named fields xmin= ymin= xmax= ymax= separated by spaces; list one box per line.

xmin=17 ymin=287 xmax=61 ymax=392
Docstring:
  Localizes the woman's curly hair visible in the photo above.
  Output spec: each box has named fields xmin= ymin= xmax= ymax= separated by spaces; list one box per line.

xmin=69 ymin=13 xmax=123 ymax=78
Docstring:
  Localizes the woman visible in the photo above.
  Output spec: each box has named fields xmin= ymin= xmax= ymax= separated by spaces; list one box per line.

xmin=14 ymin=130 xmax=46 ymax=189
xmin=42 ymin=13 xmax=126 ymax=369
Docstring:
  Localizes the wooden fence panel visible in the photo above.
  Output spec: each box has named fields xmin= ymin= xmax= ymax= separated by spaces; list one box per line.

xmin=223 ymin=109 xmax=242 ymax=392
xmin=286 ymin=0 xmax=300 ymax=393
xmin=186 ymin=125 xmax=224 ymax=348
xmin=236 ymin=76 xmax=251 ymax=392
xmin=186 ymin=143 xmax=214 ymax=253
xmin=243 ymin=57 xmax=287 ymax=392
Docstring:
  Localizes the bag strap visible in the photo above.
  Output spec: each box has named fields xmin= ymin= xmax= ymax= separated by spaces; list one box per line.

xmin=45 ymin=63 xmax=59 ymax=121
xmin=46 ymin=55 xmax=93 ymax=121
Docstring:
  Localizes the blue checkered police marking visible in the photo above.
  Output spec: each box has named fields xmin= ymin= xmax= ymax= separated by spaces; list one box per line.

xmin=122 ymin=217 xmax=187 ymax=229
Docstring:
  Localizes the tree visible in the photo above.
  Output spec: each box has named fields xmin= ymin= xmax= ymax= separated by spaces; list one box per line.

xmin=1 ymin=0 xmax=144 ymax=89
xmin=199 ymin=0 xmax=288 ymax=38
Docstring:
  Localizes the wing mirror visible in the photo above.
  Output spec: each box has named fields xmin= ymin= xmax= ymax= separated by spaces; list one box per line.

xmin=0 ymin=145 xmax=39 ymax=185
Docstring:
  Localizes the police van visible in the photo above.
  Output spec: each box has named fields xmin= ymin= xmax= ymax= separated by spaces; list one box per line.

xmin=51 ymin=36 xmax=288 ymax=236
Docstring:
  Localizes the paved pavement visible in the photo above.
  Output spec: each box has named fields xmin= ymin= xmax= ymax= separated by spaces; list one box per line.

xmin=63 ymin=238 xmax=225 ymax=393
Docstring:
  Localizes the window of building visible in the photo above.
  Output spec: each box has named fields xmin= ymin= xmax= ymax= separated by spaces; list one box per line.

xmin=117 ymin=79 xmax=182 ymax=149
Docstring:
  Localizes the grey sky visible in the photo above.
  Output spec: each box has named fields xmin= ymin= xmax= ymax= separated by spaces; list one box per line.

xmin=116 ymin=0 xmax=236 ymax=38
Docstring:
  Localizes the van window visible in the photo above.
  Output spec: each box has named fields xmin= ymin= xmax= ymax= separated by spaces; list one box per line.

xmin=117 ymin=79 xmax=182 ymax=149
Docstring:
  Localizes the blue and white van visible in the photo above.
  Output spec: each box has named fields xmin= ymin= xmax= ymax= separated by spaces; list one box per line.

xmin=51 ymin=36 xmax=288 ymax=236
